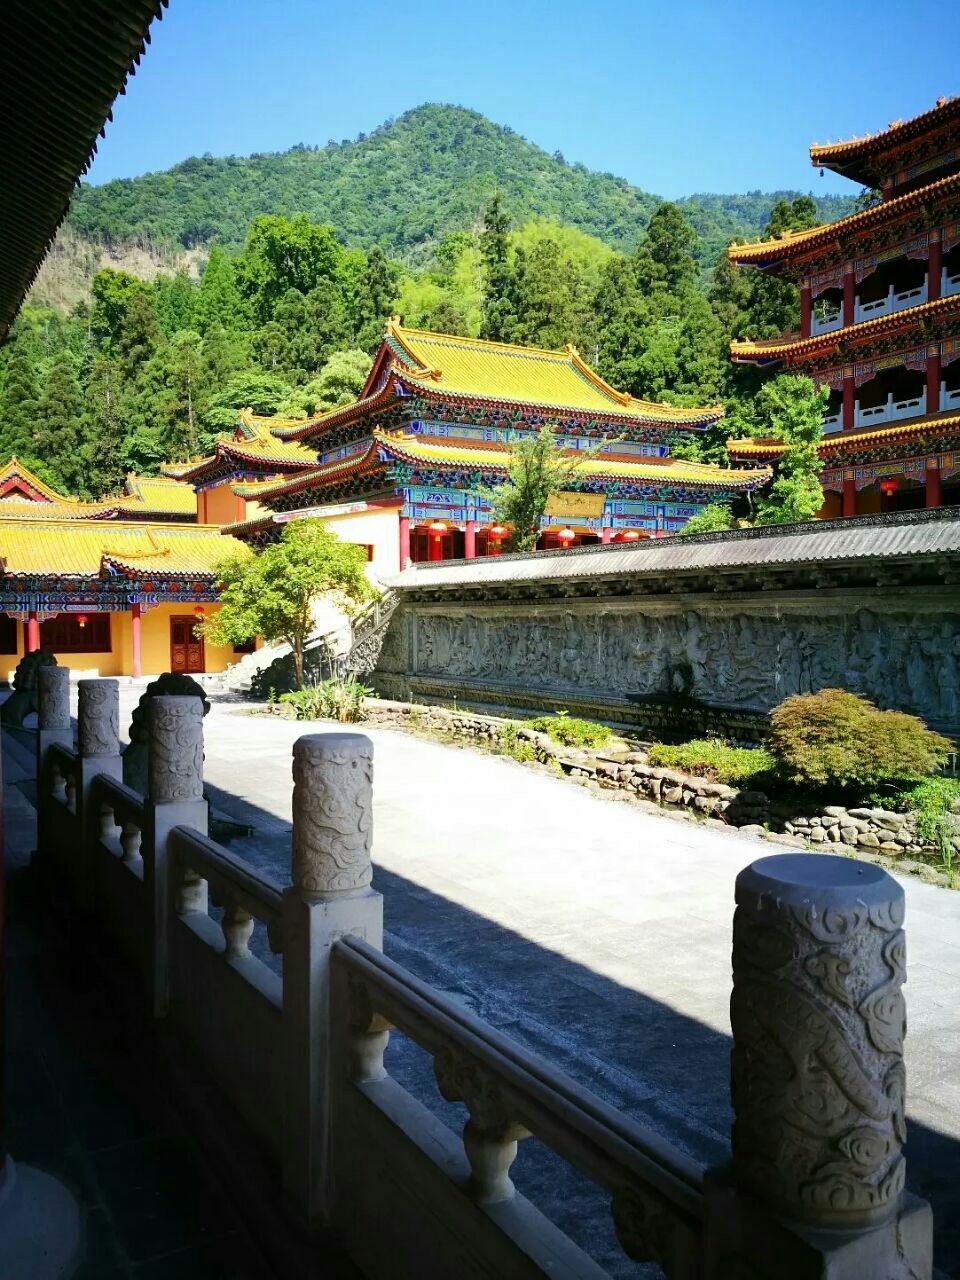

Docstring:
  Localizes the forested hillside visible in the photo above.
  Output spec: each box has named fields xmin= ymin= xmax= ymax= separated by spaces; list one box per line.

xmin=67 ymin=103 xmax=856 ymax=265
xmin=0 ymin=182 xmax=820 ymax=502
xmin=0 ymin=103 xmax=854 ymax=505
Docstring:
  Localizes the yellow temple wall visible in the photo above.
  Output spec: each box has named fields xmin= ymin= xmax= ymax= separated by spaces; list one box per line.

xmin=200 ymin=481 xmax=245 ymax=527
xmin=1 ymin=602 xmax=238 ymax=682
xmin=318 ymin=505 xmax=400 ymax=578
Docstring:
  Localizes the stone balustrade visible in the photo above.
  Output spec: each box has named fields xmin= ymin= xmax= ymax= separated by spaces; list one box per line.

xmin=33 ymin=682 xmax=935 ymax=1279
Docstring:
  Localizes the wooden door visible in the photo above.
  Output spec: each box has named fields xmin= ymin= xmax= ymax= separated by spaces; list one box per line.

xmin=170 ymin=615 xmax=205 ymax=673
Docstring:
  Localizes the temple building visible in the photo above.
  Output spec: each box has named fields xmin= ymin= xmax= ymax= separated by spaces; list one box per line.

xmin=727 ymin=95 xmax=960 ymax=517
xmin=0 ymin=458 xmax=247 ymax=680
xmin=181 ymin=320 xmax=769 ymax=569
xmin=0 ymin=457 xmax=197 ymax=522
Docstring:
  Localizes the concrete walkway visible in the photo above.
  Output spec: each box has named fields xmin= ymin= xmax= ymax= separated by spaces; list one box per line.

xmin=182 ymin=697 xmax=960 ymax=1277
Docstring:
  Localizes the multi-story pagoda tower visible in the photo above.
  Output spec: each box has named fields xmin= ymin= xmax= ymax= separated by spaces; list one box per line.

xmin=727 ymin=96 xmax=960 ymax=517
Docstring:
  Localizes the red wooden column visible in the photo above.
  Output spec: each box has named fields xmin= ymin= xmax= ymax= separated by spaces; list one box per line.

xmin=842 ymin=373 xmax=856 ymax=430
xmin=131 ymin=602 xmax=142 ymax=678
xmin=842 ymin=470 xmax=857 ymax=518
xmin=800 ymin=284 xmax=812 ymax=339
xmin=600 ymin=526 xmax=613 ymax=544
xmin=842 ymin=264 xmax=855 ymax=327
xmin=928 ymin=234 xmax=942 ymax=302
xmin=398 ymin=515 xmax=411 ymax=569
xmin=464 ymin=520 xmax=476 ymax=559
xmin=26 ymin=610 xmax=39 ymax=653
xmin=926 ymin=457 xmax=942 ymax=509
xmin=926 ymin=345 xmax=942 ymax=415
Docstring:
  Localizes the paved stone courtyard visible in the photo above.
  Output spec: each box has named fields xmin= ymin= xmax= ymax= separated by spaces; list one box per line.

xmin=178 ymin=695 xmax=960 ymax=1276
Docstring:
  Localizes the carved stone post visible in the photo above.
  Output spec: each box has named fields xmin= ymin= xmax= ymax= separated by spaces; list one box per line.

xmin=75 ymin=680 xmax=123 ymax=911
xmin=144 ymin=696 xmax=207 ymax=1016
xmin=282 ymin=733 xmax=382 ymax=1228
xmin=706 ymin=853 xmax=932 ymax=1279
xmin=35 ymin=667 xmax=74 ymax=876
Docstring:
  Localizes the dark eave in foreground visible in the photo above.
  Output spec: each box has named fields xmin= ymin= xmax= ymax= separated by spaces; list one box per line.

xmin=0 ymin=0 xmax=167 ymax=341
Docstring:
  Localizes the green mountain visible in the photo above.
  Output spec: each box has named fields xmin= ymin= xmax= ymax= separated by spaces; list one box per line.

xmin=68 ymin=103 xmax=856 ymax=265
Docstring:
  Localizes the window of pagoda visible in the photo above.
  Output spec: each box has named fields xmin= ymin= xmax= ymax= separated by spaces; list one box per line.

xmin=822 ymin=388 xmax=843 ymax=433
xmin=941 ymin=357 xmax=960 ymax=414
xmin=810 ymin=287 xmax=843 ymax=336
xmin=854 ymin=256 xmax=928 ymax=324
xmin=942 ymin=243 xmax=960 ymax=299
xmin=854 ymin=366 xmax=927 ymax=429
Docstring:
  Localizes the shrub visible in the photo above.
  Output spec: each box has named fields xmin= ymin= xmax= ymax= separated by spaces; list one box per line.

xmin=648 ymin=738 xmax=775 ymax=785
xmin=873 ymin=776 xmax=960 ymax=868
xmin=528 ymin=710 xmax=612 ymax=748
xmin=279 ymin=678 xmax=375 ymax=723
xmin=768 ymin=689 xmax=953 ymax=789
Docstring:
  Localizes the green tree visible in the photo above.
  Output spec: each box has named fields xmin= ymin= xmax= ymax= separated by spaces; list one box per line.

xmin=747 ymin=375 xmax=828 ymax=526
xmin=238 ymin=214 xmax=345 ymax=323
xmin=196 ymin=246 xmax=248 ymax=333
xmin=153 ymin=268 xmax=196 ymax=337
xmin=278 ymin=349 xmax=373 ymax=416
xmin=200 ymin=518 xmax=375 ymax=687
xmin=486 ymin=426 xmax=596 ymax=552
xmin=479 ymin=192 xmax=517 ymax=341
xmin=33 ymin=349 xmax=85 ymax=493
xmin=82 ymin=355 xmax=127 ymax=497
xmin=0 ymin=325 xmax=41 ymax=459
xmin=676 ymin=503 xmax=734 ymax=536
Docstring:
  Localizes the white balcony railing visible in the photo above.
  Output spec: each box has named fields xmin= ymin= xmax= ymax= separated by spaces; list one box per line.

xmin=810 ymin=308 xmax=843 ymax=336
xmin=854 ymin=279 xmax=928 ymax=324
xmin=942 ymin=382 xmax=960 ymax=412
xmin=822 ymin=411 xmax=842 ymax=434
xmin=854 ymin=390 xmax=926 ymax=429
xmin=943 ymin=266 xmax=960 ymax=299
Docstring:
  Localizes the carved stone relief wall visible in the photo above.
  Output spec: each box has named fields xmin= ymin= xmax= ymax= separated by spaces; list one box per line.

xmin=374 ymin=595 xmax=959 ymax=730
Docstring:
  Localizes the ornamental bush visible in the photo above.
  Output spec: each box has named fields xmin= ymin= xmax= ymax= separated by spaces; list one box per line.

xmin=647 ymin=738 xmax=775 ymax=785
xmin=767 ymin=689 xmax=953 ymax=789
xmin=279 ymin=678 xmax=374 ymax=723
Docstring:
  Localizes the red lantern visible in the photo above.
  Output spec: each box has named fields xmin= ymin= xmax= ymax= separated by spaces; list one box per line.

xmin=76 ymin=613 xmax=88 ymax=629
xmin=879 ymin=477 xmax=899 ymax=496
xmin=488 ymin=523 xmax=507 ymax=538
xmin=194 ymin=605 xmax=205 ymax=618
xmin=557 ymin=526 xmax=576 ymax=545
xmin=621 ymin=530 xmax=640 ymax=541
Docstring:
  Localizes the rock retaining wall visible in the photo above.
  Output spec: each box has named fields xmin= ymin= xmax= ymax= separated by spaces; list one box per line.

xmin=364 ymin=699 xmax=956 ymax=885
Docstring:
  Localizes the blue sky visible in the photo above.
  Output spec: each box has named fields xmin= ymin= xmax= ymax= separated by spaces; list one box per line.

xmin=88 ymin=0 xmax=958 ymax=199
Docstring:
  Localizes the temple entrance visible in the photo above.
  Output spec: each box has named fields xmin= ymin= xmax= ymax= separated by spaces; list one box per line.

xmin=170 ymin=615 xmax=205 ymax=673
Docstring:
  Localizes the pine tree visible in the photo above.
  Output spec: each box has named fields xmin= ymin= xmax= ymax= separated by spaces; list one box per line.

xmin=0 ymin=327 xmax=41 ymax=459
xmin=33 ymin=349 xmax=85 ymax=493
xmin=82 ymin=356 xmax=126 ymax=497
xmin=196 ymin=246 xmax=247 ymax=334
xmin=479 ymin=193 xmax=516 ymax=341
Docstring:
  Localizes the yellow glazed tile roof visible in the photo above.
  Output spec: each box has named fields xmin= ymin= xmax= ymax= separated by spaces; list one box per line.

xmin=730 ymin=294 xmax=960 ymax=363
xmin=380 ymin=431 xmax=766 ymax=486
xmin=729 ymin=410 xmax=960 ymax=458
xmin=0 ymin=459 xmax=195 ymax=520
xmin=384 ymin=320 xmax=721 ymax=422
xmin=0 ymin=520 xmax=243 ymax=578
xmin=0 ymin=456 xmax=68 ymax=502
xmin=810 ymin=96 xmax=959 ymax=165
xmin=236 ymin=431 xmax=770 ymax=501
xmin=162 ymin=419 xmax=317 ymax=480
xmin=116 ymin=473 xmax=196 ymax=516
xmin=728 ymin=169 xmax=960 ymax=265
